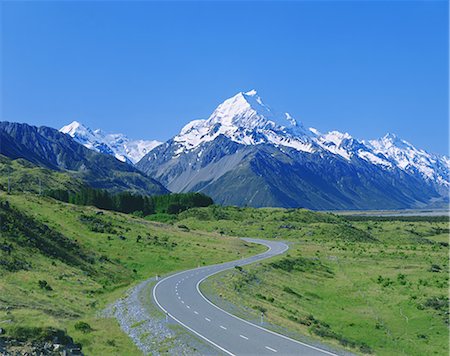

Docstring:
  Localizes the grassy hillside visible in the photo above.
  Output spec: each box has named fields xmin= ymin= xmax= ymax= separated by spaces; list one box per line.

xmin=178 ymin=206 xmax=449 ymax=355
xmin=0 ymin=194 xmax=264 ymax=354
xmin=0 ymin=155 xmax=84 ymax=194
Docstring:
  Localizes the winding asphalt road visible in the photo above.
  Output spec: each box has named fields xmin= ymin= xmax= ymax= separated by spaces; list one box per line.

xmin=153 ymin=238 xmax=339 ymax=356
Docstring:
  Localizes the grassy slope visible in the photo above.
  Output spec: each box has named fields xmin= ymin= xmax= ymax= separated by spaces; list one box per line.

xmin=0 ymin=194 xmax=265 ymax=355
xmin=0 ymin=154 xmax=84 ymax=194
xmin=178 ymin=206 xmax=449 ymax=356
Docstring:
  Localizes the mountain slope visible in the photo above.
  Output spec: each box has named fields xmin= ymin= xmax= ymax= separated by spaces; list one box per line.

xmin=60 ymin=121 xmax=162 ymax=164
xmin=0 ymin=122 xmax=168 ymax=195
xmin=137 ymin=90 xmax=448 ymax=209
xmin=0 ymin=154 xmax=84 ymax=194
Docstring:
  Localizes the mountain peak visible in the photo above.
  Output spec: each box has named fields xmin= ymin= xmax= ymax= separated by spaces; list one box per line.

xmin=173 ymin=90 xmax=316 ymax=153
xmin=208 ymin=90 xmax=298 ymax=130
xmin=243 ymin=89 xmax=258 ymax=96
xmin=374 ymin=133 xmax=413 ymax=150
xmin=60 ymin=120 xmax=89 ymax=135
xmin=383 ymin=132 xmax=397 ymax=140
xmin=59 ymin=121 xmax=162 ymax=164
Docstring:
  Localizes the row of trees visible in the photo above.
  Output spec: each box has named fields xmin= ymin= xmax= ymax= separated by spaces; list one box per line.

xmin=45 ymin=188 xmax=213 ymax=215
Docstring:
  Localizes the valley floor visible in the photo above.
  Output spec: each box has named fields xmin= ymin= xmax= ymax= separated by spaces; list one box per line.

xmin=1 ymin=196 xmax=448 ymax=355
xmin=0 ymin=193 xmax=264 ymax=354
xmin=178 ymin=207 xmax=449 ymax=356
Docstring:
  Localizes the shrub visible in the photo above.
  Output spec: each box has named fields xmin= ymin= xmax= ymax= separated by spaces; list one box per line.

xmin=74 ymin=321 xmax=92 ymax=333
xmin=253 ymin=305 xmax=267 ymax=314
xmin=429 ymin=264 xmax=442 ymax=273
xmin=6 ymin=326 xmax=72 ymax=344
xmin=38 ymin=280 xmax=52 ymax=291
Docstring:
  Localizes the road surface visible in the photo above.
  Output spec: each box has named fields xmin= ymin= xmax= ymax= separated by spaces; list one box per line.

xmin=153 ymin=238 xmax=339 ymax=356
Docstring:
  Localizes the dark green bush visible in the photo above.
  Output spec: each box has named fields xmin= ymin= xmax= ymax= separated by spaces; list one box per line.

xmin=74 ymin=321 xmax=92 ymax=333
xmin=38 ymin=280 xmax=52 ymax=291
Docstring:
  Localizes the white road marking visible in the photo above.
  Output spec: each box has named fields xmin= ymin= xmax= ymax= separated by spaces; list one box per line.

xmin=239 ymin=334 xmax=248 ymax=340
xmin=219 ymin=325 xmax=227 ymax=330
xmin=181 ymin=301 xmax=184 ymax=304
xmin=194 ymin=311 xmax=199 ymax=315
xmin=186 ymin=305 xmax=191 ymax=309
xmin=178 ymin=296 xmax=181 ymax=300
xmin=153 ymin=240 xmax=338 ymax=356
xmin=265 ymin=346 xmax=277 ymax=353
xmin=205 ymin=317 xmax=211 ymax=322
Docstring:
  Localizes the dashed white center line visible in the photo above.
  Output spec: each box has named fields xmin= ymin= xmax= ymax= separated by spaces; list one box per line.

xmin=265 ymin=346 xmax=277 ymax=353
xmin=219 ymin=325 xmax=227 ymax=330
xmin=239 ymin=334 xmax=249 ymax=340
xmin=186 ymin=305 xmax=191 ymax=309
xmin=205 ymin=317 xmax=211 ymax=322
xmin=177 ymin=296 xmax=181 ymax=300
xmin=181 ymin=301 xmax=184 ymax=304
xmin=194 ymin=311 xmax=199 ymax=315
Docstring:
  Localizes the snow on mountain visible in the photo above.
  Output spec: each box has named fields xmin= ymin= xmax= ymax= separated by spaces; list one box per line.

xmin=366 ymin=133 xmax=449 ymax=186
xmin=170 ymin=90 xmax=448 ymax=187
xmin=174 ymin=90 xmax=315 ymax=154
xmin=60 ymin=121 xmax=162 ymax=164
xmin=315 ymin=131 xmax=354 ymax=160
xmin=313 ymin=130 xmax=393 ymax=167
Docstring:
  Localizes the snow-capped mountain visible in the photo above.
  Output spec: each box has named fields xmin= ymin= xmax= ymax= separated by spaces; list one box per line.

xmin=158 ymin=89 xmax=449 ymax=187
xmin=0 ymin=122 xmax=168 ymax=195
xmin=366 ymin=134 xmax=449 ymax=188
xmin=137 ymin=90 xmax=449 ymax=209
xmin=174 ymin=90 xmax=315 ymax=154
xmin=60 ymin=121 xmax=162 ymax=164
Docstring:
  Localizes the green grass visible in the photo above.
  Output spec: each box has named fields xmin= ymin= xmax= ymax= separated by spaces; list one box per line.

xmin=0 ymin=193 xmax=265 ymax=354
xmin=0 ymin=155 xmax=84 ymax=194
xmin=2 ymin=197 xmax=448 ymax=355
xmin=182 ymin=206 xmax=449 ymax=355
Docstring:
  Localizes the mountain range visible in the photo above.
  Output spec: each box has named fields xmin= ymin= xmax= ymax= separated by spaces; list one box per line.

xmin=0 ymin=122 xmax=168 ymax=195
xmin=60 ymin=121 xmax=162 ymax=164
xmin=136 ymin=90 xmax=448 ymax=209
xmin=2 ymin=90 xmax=448 ymax=209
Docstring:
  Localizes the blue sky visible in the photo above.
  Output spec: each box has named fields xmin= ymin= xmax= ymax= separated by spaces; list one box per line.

xmin=2 ymin=1 xmax=448 ymax=154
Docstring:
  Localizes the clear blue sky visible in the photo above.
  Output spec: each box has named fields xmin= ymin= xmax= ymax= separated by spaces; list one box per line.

xmin=2 ymin=1 xmax=448 ymax=155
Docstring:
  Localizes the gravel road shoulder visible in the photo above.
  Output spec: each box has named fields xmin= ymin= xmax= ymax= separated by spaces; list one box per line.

xmin=102 ymin=277 xmax=220 ymax=355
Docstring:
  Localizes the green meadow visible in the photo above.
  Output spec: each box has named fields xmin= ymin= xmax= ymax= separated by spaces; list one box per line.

xmin=0 ymin=194 xmax=264 ymax=354
xmin=178 ymin=206 xmax=449 ymax=355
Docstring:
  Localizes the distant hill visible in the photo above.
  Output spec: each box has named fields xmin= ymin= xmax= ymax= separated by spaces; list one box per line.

xmin=0 ymin=122 xmax=168 ymax=195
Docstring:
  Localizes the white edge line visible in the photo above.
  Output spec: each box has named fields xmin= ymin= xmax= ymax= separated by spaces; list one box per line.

xmin=152 ymin=239 xmax=276 ymax=356
xmin=153 ymin=276 xmax=236 ymax=356
xmin=153 ymin=238 xmax=338 ymax=356
xmin=195 ymin=239 xmax=339 ymax=356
